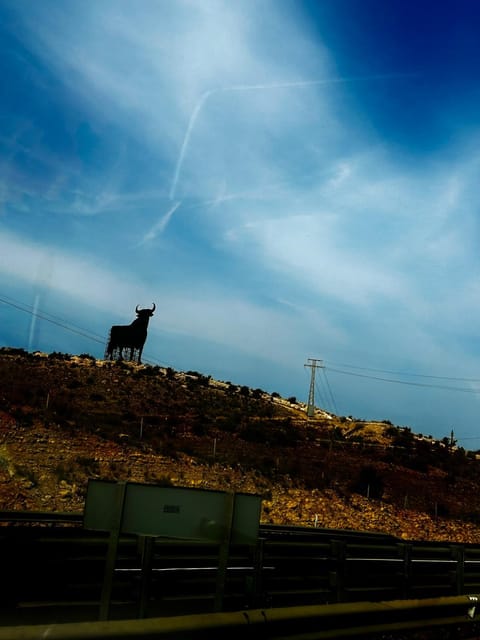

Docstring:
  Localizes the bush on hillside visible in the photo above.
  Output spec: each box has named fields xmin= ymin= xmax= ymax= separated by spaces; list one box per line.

xmin=350 ymin=465 xmax=384 ymax=500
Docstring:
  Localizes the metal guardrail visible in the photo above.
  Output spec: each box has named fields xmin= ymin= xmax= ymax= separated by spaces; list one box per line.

xmin=0 ymin=510 xmax=83 ymax=524
xmin=0 ymin=511 xmax=397 ymax=539
xmin=0 ymin=596 xmax=479 ymax=639
xmin=3 ymin=512 xmax=480 ymax=625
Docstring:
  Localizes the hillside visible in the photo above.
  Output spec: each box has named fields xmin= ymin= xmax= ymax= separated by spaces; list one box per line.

xmin=1 ymin=347 xmax=480 ymax=543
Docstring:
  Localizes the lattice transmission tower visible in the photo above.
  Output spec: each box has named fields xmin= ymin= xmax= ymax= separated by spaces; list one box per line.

xmin=304 ymin=358 xmax=324 ymax=418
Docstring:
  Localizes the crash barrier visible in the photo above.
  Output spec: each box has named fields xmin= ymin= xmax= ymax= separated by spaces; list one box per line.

xmin=0 ymin=596 xmax=480 ymax=639
xmin=2 ymin=513 xmax=480 ymax=623
xmin=0 ymin=510 xmax=83 ymax=525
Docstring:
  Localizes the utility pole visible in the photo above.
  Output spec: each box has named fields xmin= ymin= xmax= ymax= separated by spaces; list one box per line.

xmin=304 ymin=358 xmax=324 ymax=418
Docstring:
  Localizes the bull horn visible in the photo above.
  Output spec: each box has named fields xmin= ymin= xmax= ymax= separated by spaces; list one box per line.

xmin=135 ymin=304 xmax=140 ymax=313
xmin=151 ymin=303 xmax=156 ymax=312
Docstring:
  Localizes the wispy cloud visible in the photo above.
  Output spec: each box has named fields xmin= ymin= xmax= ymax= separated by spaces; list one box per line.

xmin=0 ymin=229 xmax=146 ymax=314
xmin=1 ymin=1 xmax=480 ymax=434
xmin=168 ymin=73 xmax=413 ymax=200
xmin=0 ymin=227 xmax=346 ymax=370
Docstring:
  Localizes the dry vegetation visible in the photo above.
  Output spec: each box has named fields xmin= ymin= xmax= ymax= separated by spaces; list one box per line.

xmin=1 ymin=347 xmax=480 ymax=543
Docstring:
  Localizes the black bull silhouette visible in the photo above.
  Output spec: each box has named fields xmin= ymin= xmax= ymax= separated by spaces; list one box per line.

xmin=105 ymin=304 xmax=155 ymax=363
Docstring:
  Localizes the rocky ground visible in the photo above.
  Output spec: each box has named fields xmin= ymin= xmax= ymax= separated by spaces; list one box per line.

xmin=1 ymin=420 xmax=480 ymax=543
xmin=2 ymin=349 xmax=480 ymax=544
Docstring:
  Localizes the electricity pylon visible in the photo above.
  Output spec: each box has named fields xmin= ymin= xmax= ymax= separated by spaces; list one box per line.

xmin=304 ymin=358 xmax=324 ymax=418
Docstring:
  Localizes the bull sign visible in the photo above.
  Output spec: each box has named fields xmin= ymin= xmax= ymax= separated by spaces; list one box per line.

xmin=105 ymin=304 xmax=155 ymax=364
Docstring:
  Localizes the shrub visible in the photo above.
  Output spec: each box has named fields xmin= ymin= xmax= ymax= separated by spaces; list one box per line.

xmin=240 ymin=424 xmax=268 ymax=444
xmin=53 ymin=463 xmax=75 ymax=484
xmin=0 ymin=347 xmax=27 ymax=356
xmin=350 ymin=465 xmax=384 ymax=500
xmin=108 ymin=460 xmax=126 ymax=480
xmin=75 ymin=456 xmax=101 ymax=477
xmin=384 ymin=425 xmax=398 ymax=437
xmin=135 ymin=365 xmax=161 ymax=377
xmin=0 ymin=454 xmax=9 ymax=472
xmin=90 ymin=392 xmax=105 ymax=402
xmin=216 ymin=415 xmax=240 ymax=433
xmin=192 ymin=418 xmax=207 ymax=436
xmin=48 ymin=352 xmax=72 ymax=360
xmin=14 ymin=464 xmax=39 ymax=486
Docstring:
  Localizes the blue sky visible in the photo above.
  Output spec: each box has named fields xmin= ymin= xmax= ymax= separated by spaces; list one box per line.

xmin=1 ymin=0 xmax=480 ymax=444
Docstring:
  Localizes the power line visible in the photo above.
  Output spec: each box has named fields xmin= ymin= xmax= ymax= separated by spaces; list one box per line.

xmin=0 ymin=295 xmax=106 ymax=345
xmin=310 ymin=367 xmax=338 ymax=416
xmin=4 ymin=291 xmax=479 ymax=398
xmin=0 ymin=293 xmax=172 ymax=368
xmin=322 ymin=368 xmax=339 ymax=415
xmin=313 ymin=377 xmax=328 ymax=411
xmin=327 ymin=366 xmax=480 ymax=395
xmin=325 ymin=359 xmax=480 ymax=383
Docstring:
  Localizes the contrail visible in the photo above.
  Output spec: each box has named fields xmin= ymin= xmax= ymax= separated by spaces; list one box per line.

xmin=169 ymin=72 xmax=417 ymax=200
xmin=138 ymin=200 xmax=181 ymax=246
xmin=27 ymin=254 xmax=54 ymax=350
xmin=27 ymin=293 xmax=40 ymax=351
xmin=169 ymin=90 xmax=214 ymax=200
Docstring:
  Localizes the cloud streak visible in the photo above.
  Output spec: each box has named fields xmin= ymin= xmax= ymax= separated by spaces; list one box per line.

xmin=169 ymin=72 xmax=418 ymax=200
xmin=1 ymin=1 xmax=479 ymax=436
xmin=137 ymin=201 xmax=181 ymax=246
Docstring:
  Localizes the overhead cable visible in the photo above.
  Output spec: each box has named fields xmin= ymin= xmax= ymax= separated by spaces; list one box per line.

xmin=324 ymin=360 xmax=480 ymax=383
xmin=327 ymin=366 xmax=480 ymax=395
xmin=0 ymin=293 xmax=172 ymax=368
xmin=0 ymin=295 xmax=106 ymax=345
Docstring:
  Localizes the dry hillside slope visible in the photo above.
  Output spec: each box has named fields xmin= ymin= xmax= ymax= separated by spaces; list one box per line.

xmin=1 ymin=348 xmax=480 ymax=543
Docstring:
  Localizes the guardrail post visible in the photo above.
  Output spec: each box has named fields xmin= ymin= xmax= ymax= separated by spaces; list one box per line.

xmin=400 ymin=542 xmax=412 ymax=599
xmin=99 ymin=482 xmax=127 ymax=621
xmin=329 ymin=540 xmax=346 ymax=602
xmin=214 ymin=491 xmax=235 ymax=612
xmin=249 ymin=537 xmax=265 ymax=608
xmin=451 ymin=545 xmax=465 ymax=595
xmin=138 ymin=536 xmax=155 ymax=619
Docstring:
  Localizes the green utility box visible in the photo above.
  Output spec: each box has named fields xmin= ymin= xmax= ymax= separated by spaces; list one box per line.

xmin=84 ymin=479 xmax=262 ymax=544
